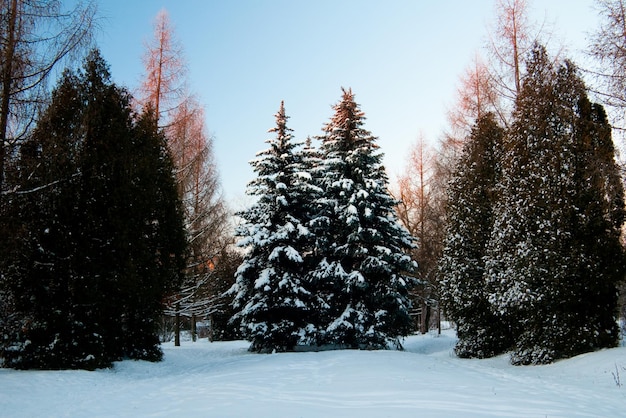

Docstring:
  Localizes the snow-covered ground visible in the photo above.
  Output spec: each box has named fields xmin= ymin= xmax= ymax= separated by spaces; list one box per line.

xmin=1 ymin=330 xmax=625 ymax=417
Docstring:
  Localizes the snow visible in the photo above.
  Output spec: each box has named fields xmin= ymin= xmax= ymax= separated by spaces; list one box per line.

xmin=1 ymin=330 xmax=625 ymax=417
xmin=254 ymin=267 xmax=273 ymax=290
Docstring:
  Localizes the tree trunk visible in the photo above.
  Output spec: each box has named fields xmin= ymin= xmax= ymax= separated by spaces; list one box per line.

xmin=0 ymin=0 xmax=18 ymax=193
xmin=437 ymin=305 xmax=441 ymax=335
xmin=191 ymin=313 xmax=197 ymax=342
xmin=174 ymin=303 xmax=181 ymax=346
xmin=420 ymin=298 xmax=428 ymax=334
xmin=208 ymin=314 xmax=214 ymax=342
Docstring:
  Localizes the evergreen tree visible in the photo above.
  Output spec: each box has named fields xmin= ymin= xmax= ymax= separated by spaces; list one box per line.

xmin=231 ymin=102 xmax=321 ymax=352
xmin=485 ymin=44 xmax=625 ymax=364
xmin=1 ymin=50 xmax=186 ymax=369
xmin=118 ymin=107 xmax=188 ymax=359
xmin=312 ymin=88 xmax=416 ymax=349
xmin=1 ymin=68 xmax=107 ymax=369
xmin=296 ymin=136 xmax=323 ymax=238
xmin=557 ymin=65 xmax=625 ymax=356
xmin=439 ymin=113 xmax=512 ymax=358
xmin=75 ymin=50 xmax=186 ymax=363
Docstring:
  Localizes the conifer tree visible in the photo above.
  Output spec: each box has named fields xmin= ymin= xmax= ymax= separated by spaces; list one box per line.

xmin=296 ymin=136 xmax=323 ymax=234
xmin=231 ymin=102 xmax=320 ymax=352
xmin=1 ymin=68 xmax=106 ymax=369
xmin=547 ymin=60 xmax=625 ymax=357
xmin=439 ymin=113 xmax=512 ymax=358
xmin=1 ymin=50 xmax=186 ymax=369
xmin=485 ymin=44 xmax=625 ymax=364
xmin=119 ymin=107 xmax=188 ymax=359
xmin=312 ymin=88 xmax=416 ymax=349
xmin=77 ymin=50 xmax=186 ymax=362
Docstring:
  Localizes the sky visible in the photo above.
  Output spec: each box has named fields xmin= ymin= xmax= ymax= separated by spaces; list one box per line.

xmin=84 ymin=0 xmax=600 ymax=207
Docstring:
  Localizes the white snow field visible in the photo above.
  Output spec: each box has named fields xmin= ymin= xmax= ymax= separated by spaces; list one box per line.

xmin=1 ymin=330 xmax=625 ymax=418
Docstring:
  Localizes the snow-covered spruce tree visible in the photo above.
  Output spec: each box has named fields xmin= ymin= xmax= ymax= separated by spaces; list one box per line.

xmin=485 ymin=44 xmax=625 ymax=365
xmin=312 ymin=88 xmax=416 ymax=349
xmin=439 ymin=113 xmax=513 ymax=358
xmin=231 ymin=102 xmax=321 ymax=352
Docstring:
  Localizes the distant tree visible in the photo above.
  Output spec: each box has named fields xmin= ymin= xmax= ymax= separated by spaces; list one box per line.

xmin=206 ymin=244 xmax=244 ymax=341
xmin=231 ymin=102 xmax=321 ymax=352
xmin=485 ymin=44 xmax=625 ymax=365
xmin=1 ymin=50 xmax=187 ymax=369
xmin=588 ymin=0 xmax=626 ymax=130
xmin=439 ymin=113 xmax=512 ymax=358
xmin=164 ymin=96 xmax=229 ymax=345
xmin=138 ymin=8 xmax=186 ymax=126
xmin=393 ymin=136 xmax=444 ymax=334
xmin=138 ymin=10 xmax=228 ymax=345
xmin=312 ymin=88 xmax=416 ymax=349
xmin=446 ymin=55 xmax=502 ymax=142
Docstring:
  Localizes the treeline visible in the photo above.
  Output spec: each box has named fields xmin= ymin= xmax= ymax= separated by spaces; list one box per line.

xmin=232 ymin=44 xmax=625 ymax=362
xmin=1 ymin=0 xmax=626 ymax=370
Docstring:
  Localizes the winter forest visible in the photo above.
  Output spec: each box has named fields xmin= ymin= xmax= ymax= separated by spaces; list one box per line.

xmin=1 ymin=0 xmax=626 ymax=415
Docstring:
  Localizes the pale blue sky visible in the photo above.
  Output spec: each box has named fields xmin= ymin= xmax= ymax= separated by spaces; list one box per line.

xmin=87 ymin=0 xmax=599 ymax=206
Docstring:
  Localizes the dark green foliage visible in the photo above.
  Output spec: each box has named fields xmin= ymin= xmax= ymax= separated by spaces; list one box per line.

xmin=312 ymin=89 xmax=416 ymax=349
xmin=443 ymin=44 xmax=625 ymax=365
xmin=1 ymin=66 xmax=108 ymax=369
xmin=439 ymin=113 xmax=513 ymax=358
xmin=231 ymin=92 xmax=416 ymax=352
xmin=491 ymin=47 xmax=624 ymax=364
xmin=231 ymin=102 xmax=322 ymax=352
xmin=0 ymin=50 xmax=186 ymax=369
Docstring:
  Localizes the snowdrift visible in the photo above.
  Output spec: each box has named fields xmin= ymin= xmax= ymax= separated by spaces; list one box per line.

xmin=1 ymin=330 xmax=625 ymax=417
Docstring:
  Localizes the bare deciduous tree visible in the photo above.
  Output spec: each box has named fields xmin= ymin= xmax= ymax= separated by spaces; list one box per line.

xmin=0 ymin=0 xmax=96 ymax=193
xmin=138 ymin=8 xmax=186 ymax=127
xmin=487 ymin=0 xmax=532 ymax=104
xmin=589 ymin=0 xmax=626 ymax=131
xmin=442 ymin=1 xmax=538 ymax=169
xmin=484 ymin=0 xmax=559 ymax=127
xmin=442 ymin=0 xmax=556 ymax=182
xmin=165 ymin=97 xmax=230 ymax=340
xmin=138 ymin=9 xmax=230 ymax=344
xmin=394 ymin=135 xmax=446 ymax=334
xmin=446 ymin=54 xmax=502 ymax=144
